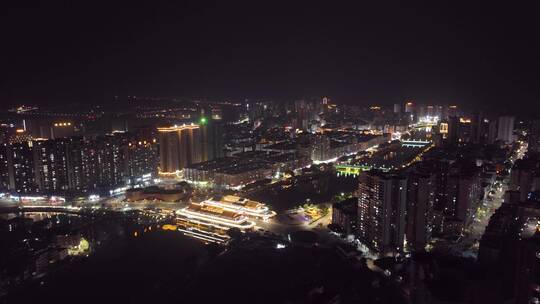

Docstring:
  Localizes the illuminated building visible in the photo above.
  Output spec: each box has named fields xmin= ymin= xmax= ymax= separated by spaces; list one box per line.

xmin=2 ymin=133 xmax=157 ymax=195
xmin=123 ymin=139 xmax=158 ymax=184
xmin=246 ymin=101 xmax=265 ymax=124
xmin=436 ymin=105 xmax=444 ymax=118
xmin=51 ymin=122 xmax=75 ymax=139
xmin=9 ymin=105 xmax=38 ymax=114
xmin=443 ymin=114 xmax=490 ymax=144
xmin=177 ymin=203 xmax=256 ymax=229
xmin=183 ymin=151 xmax=310 ymax=188
xmin=8 ymin=129 xmax=33 ymax=144
xmin=310 ymin=135 xmax=331 ymax=162
xmin=426 ymin=105 xmax=434 ymax=117
xmin=444 ymin=165 xmax=482 ymax=230
xmin=94 ymin=136 xmax=127 ymax=188
xmin=404 ymin=101 xmax=414 ymax=113
xmin=176 ymin=202 xmax=256 ymax=242
xmin=393 ymin=103 xmax=401 ymax=114
xmin=5 ymin=142 xmax=38 ymax=194
xmin=404 ymin=101 xmax=414 ymax=122
xmin=456 ymin=117 xmax=474 ymax=143
xmin=447 ymin=105 xmax=458 ymax=117
xmin=417 ymin=105 xmax=425 ymax=118
xmin=183 ymin=157 xmax=273 ymax=188
xmin=357 ymin=170 xmax=407 ymax=254
xmin=158 ymin=124 xmax=202 ymax=175
xmin=200 ymin=195 xmax=276 ymax=220
xmin=69 ymin=133 xmax=159 ymax=190
xmin=65 ymin=137 xmax=97 ymax=191
xmin=497 ymin=116 xmax=515 ymax=143
xmin=32 ymin=139 xmax=70 ymax=192
xmin=310 ymin=133 xmax=387 ymax=163
xmin=33 ymin=136 xmax=126 ymax=193
xmin=205 ymin=159 xmax=270 ymax=188
xmin=356 ymin=140 xmax=431 ymax=172
xmin=0 ymin=144 xmax=10 ymax=190
xmin=411 ymin=158 xmax=482 ymax=235
xmin=439 ymin=122 xmax=448 ymax=135
xmin=21 ymin=119 xmax=79 ymax=140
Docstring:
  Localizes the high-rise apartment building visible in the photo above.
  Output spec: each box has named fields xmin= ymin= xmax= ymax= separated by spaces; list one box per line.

xmin=158 ymin=124 xmax=202 ymax=174
xmin=200 ymin=116 xmax=224 ymax=162
xmin=123 ymin=140 xmax=158 ymax=182
xmin=447 ymin=105 xmax=458 ymax=117
xmin=94 ymin=136 xmax=126 ymax=188
xmin=357 ymin=170 xmax=407 ymax=254
xmin=393 ymin=103 xmax=401 ymax=114
xmin=509 ymin=157 xmax=540 ymax=202
xmin=514 ymin=233 xmax=540 ymax=304
xmin=5 ymin=142 xmax=38 ymax=194
xmin=332 ymin=197 xmax=358 ymax=235
xmin=471 ymin=111 xmax=482 ymax=144
xmin=1 ymin=133 xmax=158 ymax=195
xmin=294 ymin=99 xmax=309 ymax=130
xmin=0 ymin=144 xmax=10 ymax=190
xmin=529 ymin=120 xmax=540 ymax=153
xmin=447 ymin=116 xmax=459 ymax=144
xmin=446 ymin=170 xmax=482 ymax=227
xmin=483 ymin=121 xmax=495 ymax=146
xmin=497 ymin=116 xmax=515 ymax=143
xmin=406 ymin=167 xmax=435 ymax=251
xmin=66 ymin=137 xmax=96 ymax=192
xmin=404 ymin=101 xmax=414 ymax=113
xmin=32 ymin=139 xmax=70 ymax=193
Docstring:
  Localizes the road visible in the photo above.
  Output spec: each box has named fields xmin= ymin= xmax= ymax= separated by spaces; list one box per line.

xmin=452 ymin=183 xmax=506 ymax=255
xmin=440 ymin=141 xmax=527 ymax=257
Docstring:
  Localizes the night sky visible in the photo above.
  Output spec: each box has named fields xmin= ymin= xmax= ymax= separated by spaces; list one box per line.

xmin=1 ymin=2 xmax=539 ymax=114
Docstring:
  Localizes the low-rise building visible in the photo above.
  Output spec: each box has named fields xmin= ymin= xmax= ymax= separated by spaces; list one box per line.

xmin=331 ymin=198 xmax=358 ymax=235
xmin=183 ymin=152 xmax=310 ymax=189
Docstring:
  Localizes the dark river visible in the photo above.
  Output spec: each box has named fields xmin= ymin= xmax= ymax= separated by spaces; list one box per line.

xmin=1 ymin=212 xmax=208 ymax=304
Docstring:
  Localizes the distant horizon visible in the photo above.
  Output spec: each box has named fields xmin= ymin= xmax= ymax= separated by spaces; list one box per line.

xmin=2 ymin=95 xmax=531 ymax=119
xmin=2 ymin=2 xmax=539 ymax=118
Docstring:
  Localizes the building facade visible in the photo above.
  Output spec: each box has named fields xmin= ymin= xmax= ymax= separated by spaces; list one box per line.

xmin=158 ymin=125 xmax=201 ymax=174
xmin=357 ymin=170 xmax=407 ymax=254
xmin=332 ymin=198 xmax=358 ymax=235
xmin=406 ymin=168 xmax=435 ymax=251
xmin=0 ymin=133 xmax=158 ymax=195
xmin=497 ymin=116 xmax=515 ymax=143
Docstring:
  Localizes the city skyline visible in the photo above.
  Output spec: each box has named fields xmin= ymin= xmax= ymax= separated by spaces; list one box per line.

xmin=2 ymin=2 xmax=540 ymax=116
xmin=2 ymin=2 xmax=540 ymax=304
